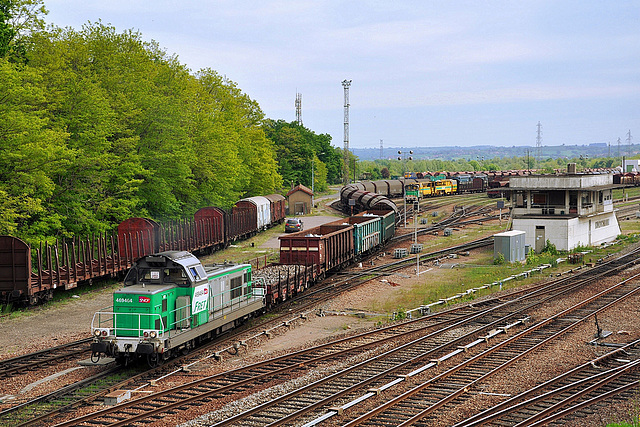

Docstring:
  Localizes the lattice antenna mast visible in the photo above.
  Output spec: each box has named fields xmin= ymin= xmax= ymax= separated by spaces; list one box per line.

xmin=627 ymin=129 xmax=633 ymax=156
xmin=295 ymin=92 xmax=302 ymax=125
xmin=342 ymin=79 xmax=352 ymax=184
xmin=536 ymin=121 xmax=542 ymax=168
xmin=380 ymin=139 xmax=383 ymax=159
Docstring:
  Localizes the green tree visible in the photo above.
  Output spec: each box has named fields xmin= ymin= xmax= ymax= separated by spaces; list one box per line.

xmin=0 ymin=1 xmax=16 ymax=57
xmin=0 ymin=57 xmax=70 ymax=241
xmin=194 ymin=69 xmax=281 ymax=205
xmin=26 ymin=25 xmax=150 ymax=233
xmin=0 ymin=0 xmax=47 ymax=62
xmin=264 ymin=120 xmax=340 ymax=188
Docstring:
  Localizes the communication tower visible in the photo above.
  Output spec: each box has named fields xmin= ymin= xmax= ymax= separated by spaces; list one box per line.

xmin=342 ymin=79 xmax=352 ymax=184
xmin=627 ymin=129 xmax=633 ymax=156
xmin=380 ymin=139 xmax=383 ymax=159
xmin=295 ymin=92 xmax=302 ymax=125
xmin=535 ymin=121 xmax=542 ymax=167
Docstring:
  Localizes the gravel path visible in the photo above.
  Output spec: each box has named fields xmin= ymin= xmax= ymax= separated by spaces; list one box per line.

xmin=0 ymin=286 xmax=116 ymax=360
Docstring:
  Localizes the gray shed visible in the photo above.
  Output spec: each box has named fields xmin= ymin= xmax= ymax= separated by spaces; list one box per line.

xmin=494 ymin=230 xmax=526 ymax=262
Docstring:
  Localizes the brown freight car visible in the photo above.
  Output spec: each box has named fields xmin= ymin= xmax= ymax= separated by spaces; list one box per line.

xmin=264 ymin=194 xmax=286 ymax=224
xmin=229 ymin=205 xmax=257 ymax=242
xmin=279 ymin=223 xmax=354 ymax=276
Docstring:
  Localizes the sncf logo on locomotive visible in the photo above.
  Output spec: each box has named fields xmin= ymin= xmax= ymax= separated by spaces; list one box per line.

xmin=194 ymin=287 xmax=208 ymax=298
xmin=139 ymin=296 xmax=151 ymax=303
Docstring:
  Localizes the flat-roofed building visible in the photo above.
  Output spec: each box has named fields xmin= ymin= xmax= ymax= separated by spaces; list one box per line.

xmin=509 ymin=168 xmax=620 ymax=252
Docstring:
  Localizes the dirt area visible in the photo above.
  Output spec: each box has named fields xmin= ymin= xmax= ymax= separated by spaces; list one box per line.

xmin=0 ymin=287 xmax=115 ymax=360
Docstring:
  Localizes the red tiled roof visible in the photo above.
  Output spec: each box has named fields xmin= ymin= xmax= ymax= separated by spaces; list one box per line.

xmin=286 ymin=184 xmax=313 ymax=197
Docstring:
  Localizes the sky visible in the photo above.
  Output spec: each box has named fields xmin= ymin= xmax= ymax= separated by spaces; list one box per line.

xmin=43 ymin=0 xmax=639 ymax=150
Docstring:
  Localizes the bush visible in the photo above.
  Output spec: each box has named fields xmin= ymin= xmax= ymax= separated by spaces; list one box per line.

xmin=542 ymin=240 xmax=558 ymax=255
xmin=394 ymin=308 xmax=407 ymax=320
xmin=526 ymin=248 xmax=539 ymax=266
xmin=493 ymin=252 xmax=505 ymax=265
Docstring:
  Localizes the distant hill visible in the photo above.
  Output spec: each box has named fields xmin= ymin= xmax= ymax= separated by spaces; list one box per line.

xmin=353 ymin=143 xmax=639 ymax=161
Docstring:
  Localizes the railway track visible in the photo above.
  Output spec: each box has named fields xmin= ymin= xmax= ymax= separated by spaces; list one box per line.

xmin=0 ymin=229 xmax=499 ymax=427
xmin=34 ymin=246 xmax=640 ymax=426
xmin=2 ymin=201 xmax=630 ymax=426
xmin=0 ymin=338 xmax=93 ymax=379
xmin=0 ymin=366 xmax=126 ymax=425
xmin=455 ymin=339 xmax=640 ymax=426
xmin=337 ymin=273 xmax=640 ymax=427
xmin=210 ymin=252 xmax=640 ymax=427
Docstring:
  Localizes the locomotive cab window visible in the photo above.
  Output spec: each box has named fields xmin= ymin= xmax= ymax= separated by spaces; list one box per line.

xmin=163 ymin=268 xmax=189 ymax=287
xmin=123 ymin=268 xmax=137 ymax=286
xmin=187 ymin=264 xmax=207 ymax=282
xmin=134 ymin=269 xmax=161 ymax=284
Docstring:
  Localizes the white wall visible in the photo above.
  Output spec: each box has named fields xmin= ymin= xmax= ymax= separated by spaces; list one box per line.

xmin=513 ymin=211 xmax=619 ymax=252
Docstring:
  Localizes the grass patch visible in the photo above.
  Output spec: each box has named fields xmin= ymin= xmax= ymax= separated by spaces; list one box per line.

xmin=613 ymin=187 xmax=640 ymax=200
xmin=374 ymin=232 xmax=640 ymax=317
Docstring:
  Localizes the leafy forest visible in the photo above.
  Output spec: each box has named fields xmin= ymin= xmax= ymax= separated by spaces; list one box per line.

xmin=0 ymin=0 xmax=344 ymax=246
xmin=1 ymin=1 xmax=626 ymax=247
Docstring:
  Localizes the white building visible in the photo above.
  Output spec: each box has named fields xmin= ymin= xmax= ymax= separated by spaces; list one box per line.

xmin=622 ymin=159 xmax=640 ymax=173
xmin=509 ymin=171 xmax=621 ymax=252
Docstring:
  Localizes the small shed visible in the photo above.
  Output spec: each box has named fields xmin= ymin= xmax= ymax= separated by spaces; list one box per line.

xmin=494 ymin=230 xmax=526 ymax=262
xmin=286 ymin=184 xmax=313 ymax=215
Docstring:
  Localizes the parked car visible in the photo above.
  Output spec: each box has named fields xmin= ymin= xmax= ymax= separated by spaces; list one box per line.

xmin=285 ymin=218 xmax=303 ymax=233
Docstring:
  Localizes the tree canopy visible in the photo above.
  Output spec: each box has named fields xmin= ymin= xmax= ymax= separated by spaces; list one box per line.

xmin=0 ymin=13 xmax=299 ymax=245
xmin=263 ymin=120 xmax=343 ymax=192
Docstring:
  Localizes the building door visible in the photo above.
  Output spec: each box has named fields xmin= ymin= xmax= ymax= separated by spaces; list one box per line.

xmin=535 ymin=226 xmax=545 ymax=253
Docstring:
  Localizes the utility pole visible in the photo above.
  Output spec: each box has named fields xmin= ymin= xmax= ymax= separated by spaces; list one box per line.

xmin=618 ymin=137 xmax=622 ymax=165
xmin=536 ymin=121 xmax=542 ymax=168
xmin=342 ymin=79 xmax=352 ymax=185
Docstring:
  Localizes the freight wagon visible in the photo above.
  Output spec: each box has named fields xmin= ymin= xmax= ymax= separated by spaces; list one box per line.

xmin=90 ymin=207 xmax=397 ymax=366
xmin=1 ymin=193 xmax=287 ymax=305
xmin=279 ymin=223 xmax=354 ymax=276
xmin=279 ymin=209 xmax=395 ymax=271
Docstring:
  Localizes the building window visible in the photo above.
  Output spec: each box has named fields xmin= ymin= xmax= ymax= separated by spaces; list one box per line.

xmin=532 ymin=193 xmax=547 ymax=206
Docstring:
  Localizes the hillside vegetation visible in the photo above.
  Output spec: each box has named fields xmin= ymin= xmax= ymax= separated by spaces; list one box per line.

xmin=0 ymin=1 xmax=343 ymax=245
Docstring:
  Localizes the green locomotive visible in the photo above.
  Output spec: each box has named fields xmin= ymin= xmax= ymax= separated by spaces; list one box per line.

xmin=91 ymin=251 xmax=265 ymax=366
